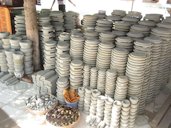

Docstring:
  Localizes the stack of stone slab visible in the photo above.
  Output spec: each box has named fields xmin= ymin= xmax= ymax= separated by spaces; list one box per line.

xmin=78 ymin=87 xmax=85 ymax=111
xmin=2 ymin=36 xmax=10 ymax=49
xmin=32 ymin=70 xmax=48 ymax=93
xmin=38 ymin=70 xmax=56 ymax=94
xmin=14 ymin=15 xmax=26 ymax=35
xmin=84 ymin=87 xmax=92 ymax=114
xmin=38 ymin=16 xmax=53 ymax=64
xmin=130 ymin=24 xmax=150 ymax=37
xmin=111 ymin=10 xmax=126 ymax=18
xmin=0 ymin=32 xmax=9 ymax=49
xmin=145 ymin=36 xmax=162 ymax=103
xmin=133 ymin=39 xmax=152 ymax=114
xmin=70 ymin=60 xmax=83 ymax=89
xmin=127 ymin=11 xmax=142 ymax=20
xmin=126 ymin=52 xmax=147 ymax=113
xmin=83 ymin=39 xmax=99 ymax=67
xmin=144 ymin=14 xmax=163 ymax=23
xmin=97 ymin=69 xmax=106 ymax=95
xmin=55 ymin=41 xmax=70 ymax=77
xmin=110 ymin=100 xmax=122 ymax=128
xmin=127 ymin=31 xmax=144 ymax=41
xmin=113 ymin=21 xmax=131 ymax=32
xmin=50 ymin=11 xmax=64 ymax=41
xmin=106 ymin=15 xmax=121 ymax=22
xmin=104 ymin=97 xmax=114 ymax=126
xmin=138 ymin=20 xmax=156 ymax=30
xmin=83 ymin=65 xmax=91 ymax=87
xmin=122 ymin=16 xmax=140 ymax=25
xmin=84 ymin=30 xmax=99 ymax=39
xmin=70 ymin=33 xmax=85 ymax=60
xmin=120 ymin=100 xmax=131 ymax=128
xmin=32 ymin=70 xmax=58 ymax=96
xmin=9 ymin=37 xmax=21 ymax=50
xmin=5 ymin=49 xmax=15 ymax=73
xmin=42 ymin=24 xmax=55 ymax=58
xmin=112 ymin=30 xmax=127 ymax=37
xmin=71 ymin=28 xmax=82 ymax=35
xmin=114 ymin=76 xmax=129 ymax=101
xmin=43 ymin=40 xmax=57 ymax=70
xmin=129 ymin=97 xmax=139 ymax=128
xmin=44 ymin=74 xmax=58 ymax=96
xmin=58 ymin=32 xmax=70 ymax=43
xmin=19 ymin=39 xmax=33 ymax=75
xmin=64 ymin=11 xmax=79 ymax=32
xmin=89 ymin=89 xmax=101 ymax=116
xmin=90 ymin=67 xmax=98 ymax=89
xmin=0 ymin=72 xmax=19 ymax=85
xmin=99 ymin=32 xmax=115 ymax=44
xmin=95 ymin=19 xmax=113 ymax=33
xmin=7 ymin=11 xmax=171 ymax=123
xmin=115 ymin=36 xmax=133 ymax=52
xmin=83 ymin=15 xmax=98 ymax=31
xmin=111 ymin=10 xmax=127 ymax=36
xmin=13 ymin=51 xmax=24 ymax=78
xmin=57 ymin=54 xmax=71 ymax=77
xmin=96 ymin=95 xmax=106 ymax=119
xmin=38 ymin=16 xmax=51 ymax=35
xmin=151 ymin=26 xmax=171 ymax=96
xmin=56 ymin=77 xmax=69 ymax=104
xmin=0 ymin=50 xmax=8 ymax=72
xmin=96 ymin=43 xmax=114 ymax=69
xmin=95 ymin=10 xmax=106 ymax=19
xmin=39 ymin=9 xmax=51 ymax=16
xmin=105 ymin=69 xmax=117 ymax=98
xmin=0 ymin=32 xmax=9 ymax=39
xmin=110 ymin=48 xmax=129 ymax=76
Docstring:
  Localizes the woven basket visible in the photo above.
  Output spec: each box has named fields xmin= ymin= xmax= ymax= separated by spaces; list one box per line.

xmin=46 ymin=112 xmax=80 ymax=128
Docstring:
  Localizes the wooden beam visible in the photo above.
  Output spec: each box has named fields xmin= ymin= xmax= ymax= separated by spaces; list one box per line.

xmin=24 ymin=0 xmax=40 ymax=71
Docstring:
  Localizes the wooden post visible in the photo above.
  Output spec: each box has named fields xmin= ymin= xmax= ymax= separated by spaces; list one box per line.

xmin=24 ymin=0 xmax=40 ymax=71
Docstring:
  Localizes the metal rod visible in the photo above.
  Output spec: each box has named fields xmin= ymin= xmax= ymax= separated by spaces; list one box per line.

xmin=131 ymin=0 xmax=135 ymax=11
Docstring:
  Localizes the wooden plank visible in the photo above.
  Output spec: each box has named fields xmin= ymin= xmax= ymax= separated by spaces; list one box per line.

xmin=157 ymin=107 xmax=171 ymax=128
xmin=150 ymin=95 xmax=171 ymax=128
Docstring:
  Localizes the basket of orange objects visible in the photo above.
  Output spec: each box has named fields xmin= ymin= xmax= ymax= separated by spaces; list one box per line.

xmin=63 ymin=89 xmax=80 ymax=108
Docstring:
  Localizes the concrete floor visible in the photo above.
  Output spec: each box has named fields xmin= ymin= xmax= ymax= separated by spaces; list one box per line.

xmin=0 ymin=80 xmax=170 ymax=128
xmin=0 ymin=81 xmax=88 ymax=128
xmin=0 ymin=108 xmax=20 ymax=128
